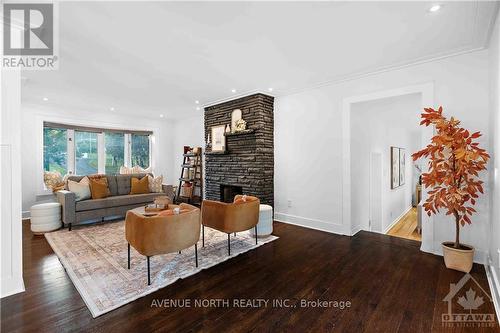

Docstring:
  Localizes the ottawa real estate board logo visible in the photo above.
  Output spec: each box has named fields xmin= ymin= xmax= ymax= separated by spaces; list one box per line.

xmin=2 ymin=3 xmax=58 ymax=69
xmin=442 ymin=273 xmax=496 ymax=328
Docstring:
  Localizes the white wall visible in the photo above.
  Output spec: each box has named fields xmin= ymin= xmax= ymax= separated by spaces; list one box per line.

xmin=350 ymin=93 xmax=421 ymax=233
xmin=488 ymin=8 xmax=500 ymax=299
xmin=21 ymin=104 xmax=175 ymax=214
xmin=1 ymin=69 xmax=25 ymax=297
xmin=170 ymin=115 xmax=205 ymax=191
xmin=274 ymin=50 xmax=491 ymax=262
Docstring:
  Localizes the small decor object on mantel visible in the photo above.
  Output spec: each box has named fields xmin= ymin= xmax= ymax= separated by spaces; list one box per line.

xmin=412 ymin=107 xmax=489 ymax=273
xmin=231 ymin=109 xmax=242 ymax=133
xmin=206 ymin=133 xmax=211 ymax=149
xmin=211 ymin=125 xmax=226 ymax=152
xmin=225 ymin=124 xmax=231 ymax=133
xmin=235 ymin=118 xmax=247 ymax=132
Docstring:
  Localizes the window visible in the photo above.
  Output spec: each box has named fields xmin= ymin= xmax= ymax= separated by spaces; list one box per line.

xmin=131 ymin=134 xmax=150 ymax=168
xmin=105 ymin=132 xmax=125 ymax=174
xmin=42 ymin=122 xmax=152 ymax=176
xmin=75 ymin=131 xmax=98 ymax=175
xmin=43 ymin=127 xmax=68 ymax=174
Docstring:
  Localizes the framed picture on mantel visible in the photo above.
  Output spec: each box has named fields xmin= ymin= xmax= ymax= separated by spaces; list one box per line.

xmin=211 ymin=125 xmax=226 ymax=152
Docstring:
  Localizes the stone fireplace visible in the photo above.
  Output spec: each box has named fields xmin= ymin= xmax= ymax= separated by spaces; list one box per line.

xmin=204 ymin=93 xmax=274 ymax=207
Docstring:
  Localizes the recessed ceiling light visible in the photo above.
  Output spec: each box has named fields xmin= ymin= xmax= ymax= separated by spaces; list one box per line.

xmin=231 ymin=89 xmax=236 ymax=93
xmin=429 ymin=4 xmax=441 ymax=12
xmin=268 ymin=88 xmax=273 ymax=92
xmin=110 ymin=107 xmax=115 ymax=111
xmin=159 ymin=114 xmax=164 ymax=118
xmin=196 ymin=107 xmax=201 ymax=111
xmin=195 ymin=100 xmax=199 ymax=104
xmin=43 ymin=97 xmax=48 ymax=101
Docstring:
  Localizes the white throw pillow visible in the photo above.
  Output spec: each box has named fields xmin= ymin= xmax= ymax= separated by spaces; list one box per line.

xmin=120 ymin=166 xmax=133 ymax=174
xmin=68 ymin=177 xmax=91 ymax=201
xmin=120 ymin=165 xmax=152 ymax=175
xmin=148 ymin=175 xmax=163 ymax=193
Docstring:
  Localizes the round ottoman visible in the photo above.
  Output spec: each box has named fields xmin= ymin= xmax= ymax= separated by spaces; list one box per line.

xmin=30 ymin=202 xmax=62 ymax=234
xmin=250 ymin=204 xmax=273 ymax=237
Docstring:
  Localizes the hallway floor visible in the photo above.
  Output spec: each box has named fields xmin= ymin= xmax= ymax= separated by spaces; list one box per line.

xmin=387 ymin=207 xmax=421 ymax=241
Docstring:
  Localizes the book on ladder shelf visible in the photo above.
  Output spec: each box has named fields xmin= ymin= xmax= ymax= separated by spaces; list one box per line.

xmin=176 ymin=146 xmax=203 ymax=206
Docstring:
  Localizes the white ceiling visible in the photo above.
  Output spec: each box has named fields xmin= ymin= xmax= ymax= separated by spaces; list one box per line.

xmin=21 ymin=1 xmax=499 ymax=119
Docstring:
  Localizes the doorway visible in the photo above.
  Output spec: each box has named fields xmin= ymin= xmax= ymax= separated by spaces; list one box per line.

xmin=349 ymin=92 xmax=422 ymax=242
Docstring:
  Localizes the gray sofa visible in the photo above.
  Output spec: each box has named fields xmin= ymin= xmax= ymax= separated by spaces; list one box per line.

xmin=57 ymin=173 xmax=174 ymax=230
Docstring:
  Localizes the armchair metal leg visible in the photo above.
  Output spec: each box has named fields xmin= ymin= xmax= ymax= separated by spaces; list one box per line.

xmin=147 ymin=256 xmax=151 ymax=285
xmin=255 ymin=225 xmax=258 ymax=245
xmin=127 ymin=243 xmax=130 ymax=269
xmin=234 ymin=232 xmax=236 ymax=236
xmin=195 ymin=243 xmax=198 ymax=267
xmin=68 ymin=223 xmax=72 ymax=231
xmin=227 ymin=233 xmax=231 ymax=256
xmin=202 ymin=225 xmax=205 ymax=247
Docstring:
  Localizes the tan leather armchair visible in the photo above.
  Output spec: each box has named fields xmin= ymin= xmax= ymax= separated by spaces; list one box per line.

xmin=201 ymin=195 xmax=260 ymax=255
xmin=125 ymin=203 xmax=200 ymax=285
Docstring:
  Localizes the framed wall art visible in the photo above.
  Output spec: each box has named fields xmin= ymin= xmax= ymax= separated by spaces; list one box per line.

xmin=390 ymin=146 xmax=405 ymax=189
xmin=391 ymin=147 xmax=400 ymax=189
xmin=211 ymin=125 xmax=226 ymax=152
xmin=399 ymin=148 xmax=406 ymax=186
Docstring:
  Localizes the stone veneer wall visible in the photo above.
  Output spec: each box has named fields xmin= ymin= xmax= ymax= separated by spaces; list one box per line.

xmin=204 ymin=93 xmax=274 ymax=207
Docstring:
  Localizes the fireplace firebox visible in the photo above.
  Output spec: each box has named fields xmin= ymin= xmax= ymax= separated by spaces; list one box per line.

xmin=220 ymin=185 xmax=243 ymax=203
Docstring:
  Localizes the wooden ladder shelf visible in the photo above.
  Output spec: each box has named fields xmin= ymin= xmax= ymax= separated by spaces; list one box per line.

xmin=176 ymin=147 xmax=203 ymax=206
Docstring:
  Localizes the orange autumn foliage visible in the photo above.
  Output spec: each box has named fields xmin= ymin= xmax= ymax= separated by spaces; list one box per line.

xmin=412 ymin=107 xmax=489 ymax=248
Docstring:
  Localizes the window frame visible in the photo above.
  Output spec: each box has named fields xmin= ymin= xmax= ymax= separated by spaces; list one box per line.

xmin=42 ymin=125 xmax=153 ymax=178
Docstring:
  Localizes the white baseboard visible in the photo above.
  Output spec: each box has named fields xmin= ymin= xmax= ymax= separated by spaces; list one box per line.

xmin=350 ymin=226 xmax=363 ymax=236
xmin=486 ymin=259 xmax=500 ymax=321
xmin=274 ymin=212 xmax=350 ymax=236
xmin=383 ymin=206 xmax=413 ymax=234
xmin=1 ymin=276 xmax=25 ymax=298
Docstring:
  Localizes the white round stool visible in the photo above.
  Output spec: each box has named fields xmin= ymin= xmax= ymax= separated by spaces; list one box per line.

xmin=30 ymin=202 xmax=62 ymax=234
xmin=250 ymin=204 xmax=273 ymax=237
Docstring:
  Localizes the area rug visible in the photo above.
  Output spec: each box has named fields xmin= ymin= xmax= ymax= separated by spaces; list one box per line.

xmin=45 ymin=220 xmax=277 ymax=317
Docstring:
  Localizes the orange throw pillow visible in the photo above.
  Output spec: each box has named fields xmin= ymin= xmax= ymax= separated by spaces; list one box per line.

xmin=89 ymin=177 xmax=111 ymax=199
xmin=130 ymin=176 xmax=150 ymax=195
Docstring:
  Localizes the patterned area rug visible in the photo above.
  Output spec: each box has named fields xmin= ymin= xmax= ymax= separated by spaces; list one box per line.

xmin=45 ymin=220 xmax=277 ymax=317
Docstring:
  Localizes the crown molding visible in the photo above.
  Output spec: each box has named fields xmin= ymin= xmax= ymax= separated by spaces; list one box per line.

xmin=202 ymin=89 xmax=274 ymax=108
xmin=274 ymin=46 xmax=487 ymax=99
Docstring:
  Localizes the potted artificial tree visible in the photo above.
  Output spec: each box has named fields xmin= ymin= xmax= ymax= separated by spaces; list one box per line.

xmin=412 ymin=107 xmax=489 ymax=273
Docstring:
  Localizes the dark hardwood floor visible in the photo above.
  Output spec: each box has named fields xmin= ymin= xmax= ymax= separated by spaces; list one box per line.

xmin=1 ymin=220 xmax=498 ymax=333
